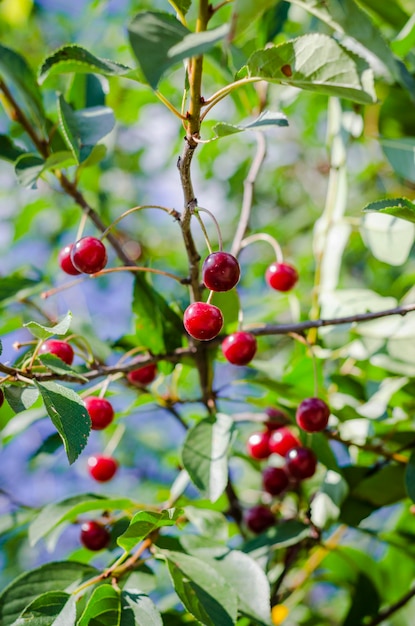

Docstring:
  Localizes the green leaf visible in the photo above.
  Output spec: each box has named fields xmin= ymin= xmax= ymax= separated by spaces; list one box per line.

xmin=0 ymin=44 xmax=45 ymax=128
xmin=342 ymin=573 xmax=380 ymax=626
xmin=362 ymin=197 xmax=415 ymax=224
xmin=360 ymin=212 xmax=415 ymax=266
xmin=164 ymin=550 xmax=238 ymax=626
xmin=37 ymin=354 xmax=88 ymax=382
xmin=310 ymin=433 xmax=340 ymax=472
xmin=230 ymin=0 xmax=281 ymax=38
xmin=14 ymin=154 xmax=45 ymax=188
xmin=244 ymin=33 xmax=376 ymax=104
xmin=210 ymin=290 xmax=240 ymax=332
xmin=392 ymin=14 xmax=415 ymax=58
xmin=167 ymin=0 xmax=192 ymax=19
xmin=29 ymin=493 xmax=137 ymax=546
xmin=13 ymin=591 xmax=73 ymax=626
xmin=243 ymin=520 xmax=310 ymax=554
xmin=0 ymin=273 xmax=39 ymax=304
xmin=35 ymin=381 xmax=91 ymax=464
xmin=78 ymin=585 xmax=121 ymax=626
xmin=117 ymin=508 xmax=182 ymax=552
xmin=38 ymin=44 xmax=133 ymax=83
xmin=3 ymin=384 xmax=39 ymax=413
xmin=405 ymin=450 xmax=415 ymax=503
xmin=381 ymin=137 xmax=415 ymax=183
xmin=24 ymin=311 xmax=72 ymax=340
xmin=0 ymin=134 xmax=27 ymax=162
xmin=212 ymin=110 xmax=288 ymax=139
xmin=121 ymin=589 xmax=163 ymax=626
xmin=184 ymin=506 xmax=228 ymax=541
xmin=0 ymin=562 xmax=97 ymax=626
xmin=181 ymin=413 xmax=235 ymax=502
xmin=348 ymin=464 xmax=407 ymax=507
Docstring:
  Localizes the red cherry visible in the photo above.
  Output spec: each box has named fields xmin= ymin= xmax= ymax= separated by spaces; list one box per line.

xmin=262 ymin=466 xmax=289 ymax=496
xmin=264 ymin=408 xmax=289 ymax=431
xmin=80 ymin=521 xmax=110 ymax=551
xmin=127 ymin=363 xmax=157 ymax=386
xmin=87 ymin=455 xmax=118 ymax=482
xmin=84 ymin=396 xmax=114 ymax=431
xmin=183 ymin=302 xmax=223 ymax=341
xmin=285 ymin=446 xmax=317 ymax=480
xmin=268 ymin=427 xmax=300 ymax=457
xmin=266 ymin=262 xmax=298 ymax=292
xmin=245 ymin=505 xmax=275 ymax=533
xmin=202 ymin=252 xmax=240 ymax=292
xmin=39 ymin=339 xmax=74 ymax=365
xmin=296 ymin=397 xmax=330 ymax=433
xmin=247 ymin=431 xmax=271 ymax=460
xmin=221 ymin=331 xmax=257 ymax=366
xmin=58 ymin=244 xmax=81 ymax=275
xmin=71 ymin=236 xmax=108 ymax=274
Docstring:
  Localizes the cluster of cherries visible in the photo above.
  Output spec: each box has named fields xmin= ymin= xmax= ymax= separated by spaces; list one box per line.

xmin=244 ymin=398 xmax=330 ymax=533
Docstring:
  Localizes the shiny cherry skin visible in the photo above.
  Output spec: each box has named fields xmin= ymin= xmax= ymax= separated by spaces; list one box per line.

xmin=39 ymin=339 xmax=74 ymax=365
xmin=58 ymin=243 xmax=81 ymax=275
xmin=80 ymin=521 xmax=110 ymax=551
xmin=84 ymin=396 xmax=114 ymax=431
xmin=264 ymin=408 xmax=289 ymax=431
xmin=245 ymin=505 xmax=275 ymax=534
xmin=296 ymin=397 xmax=330 ymax=433
xmin=221 ymin=331 xmax=257 ymax=366
xmin=266 ymin=262 xmax=298 ymax=292
xmin=268 ymin=427 xmax=300 ymax=457
xmin=247 ymin=431 xmax=271 ymax=460
xmin=202 ymin=252 xmax=240 ymax=292
xmin=285 ymin=446 xmax=317 ymax=480
xmin=127 ymin=363 xmax=157 ymax=386
xmin=183 ymin=302 xmax=223 ymax=341
xmin=87 ymin=455 xmax=118 ymax=482
xmin=71 ymin=236 xmax=108 ymax=274
xmin=262 ymin=466 xmax=289 ymax=496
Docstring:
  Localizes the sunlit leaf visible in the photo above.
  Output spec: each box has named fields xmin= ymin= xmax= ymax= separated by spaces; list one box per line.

xmin=24 ymin=311 xmax=72 ymax=340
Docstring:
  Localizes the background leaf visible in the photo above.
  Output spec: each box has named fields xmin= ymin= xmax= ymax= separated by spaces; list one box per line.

xmin=13 ymin=591 xmax=72 ymax=626
xmin=363 ymin=197 xmax=415 ymax=224
xmin=78 ymin=585 xmax=121 ymax=626
xmin=121 ymin=589 xmax=163 ymax=626
xmin=3 ymin=385 xmax=39 ymax=414
xmin=212 ymin=110 xmax=288 ymax=139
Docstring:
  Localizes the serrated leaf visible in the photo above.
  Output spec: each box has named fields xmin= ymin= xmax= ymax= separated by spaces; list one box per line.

xmin=212 ymin=110 xmax=288 ymax=139
xmin=13 ymin=591 xmax=72 ymax=626
xmin=117 ymin=508 xmax=182 ymax=552
xmin=14 ymin=153 xmax=45 ymax=188
xmin=3 ymin=384 xmax=39 ymax=413
xmin=244 ymin=33 xmax=376 ymax=104
xmin=381 ymin=137 xmax=415 ymax=183
xmin=78 ymin=585 xmax=121 ymax=626
xmin=121 ymin=589 xmax=163 ymax=626
xmin=181 ymin=413 xmax=234 ymax=502
xmin=0 ymin=134 xmax=27 ymax=162
xmin=0 ymin=562 xmax=97 ymax=626
xmin=35 ymin=381 xmax=91 ymax=464
xmin=362 ymin=197 xmax=415 ymax=224
xmin=164 ymin=550 xmax=238 ymax=626
xmin=37 ymin=353 xmax=88 ymax=381
xmin=38 ymin=44 xmax=133 ymax=83
xmin=24 ymin=311 xmax=72 ymax=340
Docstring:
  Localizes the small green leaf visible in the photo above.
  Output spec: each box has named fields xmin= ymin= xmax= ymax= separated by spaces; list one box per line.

xmin=0 ymin=134 xmax=27 ymax=162
xmin=14 ymin=154 xmax=45 ymax=188
xmin=181 ymin=413 xmax=235 ymax=502
xmin=117 ymin=508 xmax=182 ymax=552
xmin=362 ymin=197 xmax=415 ymax=224
xmin=78 ymin=585 xmax=121 ymax=626
xmin=381 ymin=137 xmax=415 ymax=183
xmin=13 ymin=591 xmax=72 ymax=626
xmin=244 ymin=33 xmax=376 ymax=104
xmin=24 ymin=311 xmax=72 ymax=340
xmin=3 ymin=385 xmax=39 ymax=413
xmin=37 ymin=354 xmax=88 ymax=382
xmin=35 ymin=381 xmax=91 ymax=464
xmin=212 ymin=110 xmax=288 ymax=139
xmin=121 ymin=589 xmax=163 ymax=626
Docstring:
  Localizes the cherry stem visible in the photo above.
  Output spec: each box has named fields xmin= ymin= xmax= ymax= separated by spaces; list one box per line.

xmin=237 ymin=307 xmax=244 ymax=331
xmin=206 ymin=290 xmax=214 ymax=304
xmin=75 ymin=212 xmax=88 ymax=242
xmin=194 ymin=206 xmax=223 ymax=252
xmin=240 ymin=233 xmax=284 ymax=264
xmin=104 ymin=424 xmax=126 ymax=457
xmin=100 ymin=204 xmax=176 ymax=241
xmin=193 ymin=211 xmax=213 ymax=254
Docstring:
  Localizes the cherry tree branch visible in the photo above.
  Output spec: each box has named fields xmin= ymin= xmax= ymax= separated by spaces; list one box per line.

xmin=366 ymin=586 xmax=415 ymax=626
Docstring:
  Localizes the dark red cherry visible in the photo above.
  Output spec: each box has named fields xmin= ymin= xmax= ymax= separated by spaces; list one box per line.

xmin=71 ymin=236 xmax=108 ymax=274
xmin=58 ymin=243 xmax=81 ymax=275
xmin=247 ymin=431 xmax=271 ymax=460
xmin=84 ymin=396 xmax=114 ymax=431
xmin=87 ymin=455 xmax=118 ymax=482
xmin=183 ymin=302 xmax=223 ymax=341
xmin=127 ymin=363 xmax=157 ymax=386
xmin=80 ymin=520 xmax=110 ymax=551
xmin=266 ymin=262 xmax=298 ymax=292
xmin=202 ymin=252 xmax=240 ymax=292
xmin=39 ymin=339 xmax=74 ymax=365
xmin=268 ymin=427 xmax=300 ymax=457
xmin=221 ymin=331 xmax=257 ymax=366
xmin=296 ymin=397 xmax=330 ymax=433
xmin=245 ymin=505 xmax=275 ymax=533
xmin=285 ymin=446 xmax=317 ymax=480
xmin=264 ymin=408 xmax=289 ymax=431
xmin=262 ymin=466 xmax=289 ymax=496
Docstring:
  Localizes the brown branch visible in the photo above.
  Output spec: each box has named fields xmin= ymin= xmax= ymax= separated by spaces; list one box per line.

xmin=366 ymin=586 xmax=415 ymax=626
xmin=325 ymin=430 xmax=409 ymax=465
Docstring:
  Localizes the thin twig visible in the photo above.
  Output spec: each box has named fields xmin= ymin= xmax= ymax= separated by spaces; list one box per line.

xmin=366 ymin=586 xmax=415 ymax=626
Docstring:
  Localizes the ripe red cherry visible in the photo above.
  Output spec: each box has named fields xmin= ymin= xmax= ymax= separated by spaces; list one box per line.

xmin=266 ymin=262 xmax=298 ymax=292
xmin=285 ymin=446 xmax=317 ymax=480
xmin=183 ymin=302 xmax=223 ymax=341
xmin=247 ymin=431 xmax=271 ymax=460
xmin=84 ymin=396 xmax=114 ymax=431
xmin=262 ymin=466 xmax=289 ymax=496
xmin=202 ymin=252 xmax=240 ymax=292
xmin=296 ymin=397 xmax=330 ymax=433
xmin=80 ymin=521 xmax=110 ymax=551
xmin=58 ymin=243 xmax=81 ymax=275
xmin=245 ymin=505 xmax=275 ymax=533
xmin=87 ymin=455 xmax=118 ymax=482
xmin=221 ymin=331 xmax=257 ymax=366
xmin=264 ymin=408 xmax=288 ymax=431
xmin=71 ymin=236 xmax=108 ymax=274
xmin=39 ymin=339 xmax=74 ymax=365
xmin=268 ymin=427 xmax=300 ymax=457
xmin=127 ymin=363 xmax=157 ymax=386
